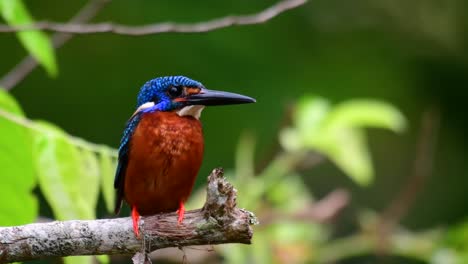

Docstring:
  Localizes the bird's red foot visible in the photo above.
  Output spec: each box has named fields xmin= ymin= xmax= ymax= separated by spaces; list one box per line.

xmin=177 ymin=201 xmax=185 ymax=225
xmin=131 ymin=206 xmax=140 ymax=238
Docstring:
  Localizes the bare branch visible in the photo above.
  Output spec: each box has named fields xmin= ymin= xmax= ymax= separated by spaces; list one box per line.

xmin=377 ymin=108 xmax=440 ymax=252
xmin=0 ymin=168 xmax=257 ymax=263
xmin=0 ymin=0 xmax=307 ymax=36
xmin=0 ymin=0 xmax=111 ymax=90
xmin=294 ymin=189 xmax=349 ymax=223
xmin=0 ymin=0 xmax=307 ymax=90
xmin=261 ymin=188 xmax=350 ymax=225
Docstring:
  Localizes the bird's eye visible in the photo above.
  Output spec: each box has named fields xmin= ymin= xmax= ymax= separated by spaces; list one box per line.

xmin=168 ymin=86 xmax=183 ymax=98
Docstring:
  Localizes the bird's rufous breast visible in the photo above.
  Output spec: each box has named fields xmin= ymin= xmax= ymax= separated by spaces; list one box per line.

xmin=124 ymin=111 xmax=204 ymax=215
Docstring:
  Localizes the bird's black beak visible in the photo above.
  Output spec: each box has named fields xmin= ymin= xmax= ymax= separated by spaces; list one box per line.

xmin=185 ymin=88 xmax=256 ymax=106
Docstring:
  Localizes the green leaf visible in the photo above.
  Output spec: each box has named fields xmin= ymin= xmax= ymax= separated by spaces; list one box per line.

xmin=279 ymin=96 xmax=330 ymax=152
xmin=64 ymin=256 xmax=93 ymax=264
xmin=79 ymin=148 xmax=100 ymax=218
xmin=323 ymin=99 xmax=407 ymax=133
xmin=295 ymin=96 xmax=331 ymax=138
xmin=99 ymin=147 xmax=116 ymax=213
xmin=96 ymin=255 xmax=110 ymax=264
xmin=445 ymin=220 xmax=468 ymax=251
xmin=319 ymin=128 xmax=373 ymax=185
xmin=280 ymin=97 xmax=407 ymax=185
xmin=318 ymin=100 xmax=406 ymax=185
xmin=278 ymin=127 xmax=302 ymax=152
xmin=0 ymin=90 xmax=37 ymax=226
xmin=0 ymin=0 xmax=57 ymax=76
xmin=33 ymin=121 xmax=93 ymax=220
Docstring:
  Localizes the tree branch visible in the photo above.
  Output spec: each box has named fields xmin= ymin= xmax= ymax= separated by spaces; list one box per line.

xmin=377 ymin=108 xmax=440 ymax=253
xmin=0 ymin=168 xmax=257 ymax=263
xmin=0 ymin=0 xmax=307 ymax=35
xmin=261 ymin=188 xmax=350 ymax=225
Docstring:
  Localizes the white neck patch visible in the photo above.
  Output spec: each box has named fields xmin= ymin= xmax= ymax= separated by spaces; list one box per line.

xmin=177 ymin=105 xmax=205 ymax=119
xmin=131 ymin=102 xmax=155 ymax=118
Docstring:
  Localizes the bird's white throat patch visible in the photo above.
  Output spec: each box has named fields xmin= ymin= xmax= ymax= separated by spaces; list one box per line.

xmin=177 ymin=105 xmax=205 ymax=119
xmin=132 ymin=102 xmax=204 ymax=119
xmin=132 ymin=102 xmax=155 ymax=117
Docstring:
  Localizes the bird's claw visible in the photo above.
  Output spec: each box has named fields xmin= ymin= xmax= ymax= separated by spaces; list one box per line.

xmin=131 ymin=206 xmax=141 ymax=239
xmin=177 ymin=201 xmax=185 ymax=225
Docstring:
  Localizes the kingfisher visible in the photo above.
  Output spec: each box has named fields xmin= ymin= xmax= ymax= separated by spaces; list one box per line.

xmin=114 ymin=76 xmax=255 ymax=237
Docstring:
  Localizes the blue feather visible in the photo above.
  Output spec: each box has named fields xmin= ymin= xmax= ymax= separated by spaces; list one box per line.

xmin=137 ymin=76 xmax=203 ymax=107
xmin=113 ymin=112 xmax=142 ymax=214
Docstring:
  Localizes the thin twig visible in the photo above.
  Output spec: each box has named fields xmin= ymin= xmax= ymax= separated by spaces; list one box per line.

xmin=261 ymin=188 xmax=350 ymax=225
xmin=0 ymin=108 xmax=117 ymax=157
xmin=0 ymin=0 xmax=111 ymax=90
xmin=377 ymin=108 xmax=440 ymax=252
xmin=0 ymin=0 xmax=307 ymax=35
xmin=0 ymin=0 xmax=307 ymax=90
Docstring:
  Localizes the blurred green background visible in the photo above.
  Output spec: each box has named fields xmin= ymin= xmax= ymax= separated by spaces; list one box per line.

xmin=1 ymin=0 xmax=468 ymax=263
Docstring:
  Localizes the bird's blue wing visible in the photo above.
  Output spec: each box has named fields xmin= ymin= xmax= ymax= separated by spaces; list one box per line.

xmin=114 ymin=112 xmax=142 ymax=215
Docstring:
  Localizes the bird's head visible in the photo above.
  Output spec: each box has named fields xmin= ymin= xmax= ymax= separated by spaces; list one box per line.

xmin=135 ymin=76 xmax=255 ymax=118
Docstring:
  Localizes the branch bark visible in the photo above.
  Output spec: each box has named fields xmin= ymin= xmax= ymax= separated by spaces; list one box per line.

xmin=0 ymin=168 xmax=257 ymax=263
xmin=0 ymin=0 xmax=307 ymax=35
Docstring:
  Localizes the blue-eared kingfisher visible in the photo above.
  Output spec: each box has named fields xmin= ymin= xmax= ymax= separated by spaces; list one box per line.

xmin=114 ymin=76 xmax=255 ymax=237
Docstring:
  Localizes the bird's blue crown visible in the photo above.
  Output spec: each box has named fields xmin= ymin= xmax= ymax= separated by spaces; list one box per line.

xmin=136 ymin=76 xmax=203 ymax=111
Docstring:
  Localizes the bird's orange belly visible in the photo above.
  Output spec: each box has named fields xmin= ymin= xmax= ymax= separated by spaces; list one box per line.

xmin=124 ymin=111 xmax=204 ymax=215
